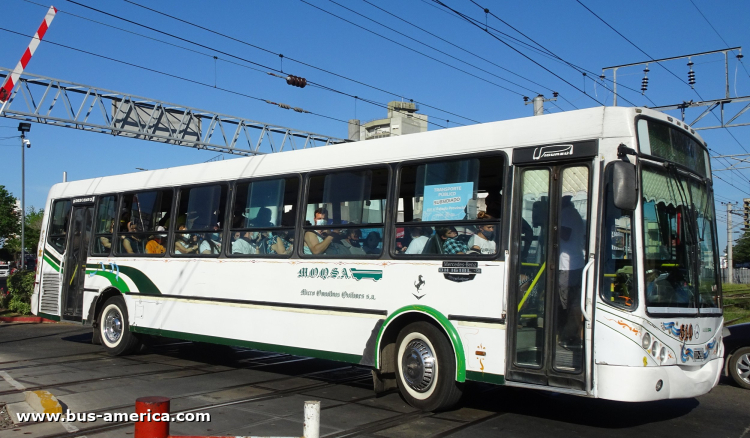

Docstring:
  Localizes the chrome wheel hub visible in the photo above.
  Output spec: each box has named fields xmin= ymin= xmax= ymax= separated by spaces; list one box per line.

xmin=738 ymin=352 xmax=750 ymax=385
xmin=401 ymin=339 xmax=435 ymax=392
xmin=103 ymin=309 xmax=122 ymax=344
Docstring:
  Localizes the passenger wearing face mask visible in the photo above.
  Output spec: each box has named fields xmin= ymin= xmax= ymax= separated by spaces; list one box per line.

xmin=304 ymin=208 xmax=334 ymax=255
xmin=469 ymin=212 xmax=497 ymax=255
xmin=340 ymin=229 xmax=366 ymax=255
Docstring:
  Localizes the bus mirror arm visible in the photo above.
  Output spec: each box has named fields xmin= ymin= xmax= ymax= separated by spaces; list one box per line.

xmin=580 ymin=258 xmax=595 ymax=323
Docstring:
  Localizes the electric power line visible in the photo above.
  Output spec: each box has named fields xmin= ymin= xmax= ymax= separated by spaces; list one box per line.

xmin=431 ymin=0 xmax=604 ymax=107
xmin=117 ymin=0 xmax=478 ymax=125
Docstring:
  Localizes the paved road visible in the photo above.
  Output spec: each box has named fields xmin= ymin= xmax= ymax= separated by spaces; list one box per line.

xmin=0 ymin=322 xmax=749 ymax=438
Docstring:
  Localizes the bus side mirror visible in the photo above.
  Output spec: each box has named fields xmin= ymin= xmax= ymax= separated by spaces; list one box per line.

xmin=612 ymin=162 xmax=637 ymax=210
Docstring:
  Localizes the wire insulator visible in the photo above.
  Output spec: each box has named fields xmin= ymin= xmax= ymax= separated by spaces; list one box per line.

xmin=286 ymin=75 xmax=307 ymax=88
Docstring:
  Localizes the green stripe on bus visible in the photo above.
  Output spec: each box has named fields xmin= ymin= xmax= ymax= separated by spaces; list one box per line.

xmin=38 ymin=312 xmax=60 ymax=321
xmin=375 ymin=305 xmax=466 ymax=382
xmin=43 ymin=255 xmax=60 ymax=272
xmin=130 ymin=326 xmax=362 ymax=364
xmin=465 ymin=371 xmax=505 ymax=385
xmin=44 ymin=249 xmax=60 ymax=266
xmin=85 ymin=270 xmax=131 ymax=293
xmin=84 ymin=264 xmax=161 ymax=295
xmin=118 ymin=265 xmax=161 ymax=295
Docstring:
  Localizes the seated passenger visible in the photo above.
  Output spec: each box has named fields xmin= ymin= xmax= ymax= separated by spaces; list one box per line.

xmin=120 ymin=221 xmax=142 ymax=254
xmin=340 ymin=229 xmax=365 ymax=255
xmin=174 ymin=225 xmax=198 ymax=254
xmin=268 ymin=231 xmax=293 ymax=255
xmin=200 ymin=233 xmax=221 ymax=255
xmin=438 ymin=226 xmax=468 ymax=255
xmin=249 ymin=207 xmax=275 ymax=228
xmin=362 ymin=231 xmax=382 ymax=255
xmin=232 ymin=231 xmax=256 ymax=255
xmin=99 ymin=221 xmax=114 ymax=251
xmin=304 ymin=209 xmax=334 ymax=255
xmin=468 ymin=212 xmax=497 ymax=255
xmin=145 ymin=226 xmax=167 ymax=254
xmin=402 ymin=226 xmax=430 ymax=254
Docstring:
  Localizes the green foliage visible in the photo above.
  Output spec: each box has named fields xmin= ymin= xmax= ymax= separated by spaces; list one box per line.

xmin=0 ymin=185 xmax=20 ymax=243
xmin=733 ymin=231 xmax=750 ymax=266
xmin=6 ymin=270 xmax=35 ymax=315
xmin=23 ymin=207 xmax=44 ymax=254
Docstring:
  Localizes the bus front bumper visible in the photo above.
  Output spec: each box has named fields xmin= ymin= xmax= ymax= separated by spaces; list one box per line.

xmin=595 ymin=359 xmax=722 ymax=401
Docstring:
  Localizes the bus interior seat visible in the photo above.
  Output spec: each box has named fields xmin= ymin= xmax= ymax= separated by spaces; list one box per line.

xmin=421 ymin=234 xmax=444 ymax=255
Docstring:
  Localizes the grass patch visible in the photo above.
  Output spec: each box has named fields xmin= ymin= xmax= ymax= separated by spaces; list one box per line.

xmin=723 ymin=283 xmax=750 ymax=325
xmin=0 ymin=309 xmax=22 ymax=317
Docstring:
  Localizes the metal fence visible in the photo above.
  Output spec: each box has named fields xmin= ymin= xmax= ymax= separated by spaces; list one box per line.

xmin=722 ymin=268 xmax=750 ymax=284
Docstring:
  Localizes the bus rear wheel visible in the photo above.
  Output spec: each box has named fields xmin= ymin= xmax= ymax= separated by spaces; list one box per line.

xmin=99 ymin=296 xmax=140 ymax=356
xmin=395 ymin=322 xmax=463 ymax=411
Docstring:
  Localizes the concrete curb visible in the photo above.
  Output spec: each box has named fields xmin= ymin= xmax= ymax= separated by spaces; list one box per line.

xmin=25 ymin=390 xmax=63 ymax=415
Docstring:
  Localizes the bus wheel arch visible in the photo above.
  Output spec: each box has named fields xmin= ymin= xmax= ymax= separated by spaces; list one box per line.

xmin=374 ymin=307 xmax=466 ymax=391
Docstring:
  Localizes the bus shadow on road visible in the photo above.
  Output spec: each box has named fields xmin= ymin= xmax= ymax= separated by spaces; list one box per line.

xmin=461 ymin=384 xmax=699 ymax=428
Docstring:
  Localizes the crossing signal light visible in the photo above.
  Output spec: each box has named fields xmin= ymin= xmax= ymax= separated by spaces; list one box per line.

xmin=286 ymin=75 xmax=307 ymax=88
xmin=744 ymin=198 xmax=750 ymax=227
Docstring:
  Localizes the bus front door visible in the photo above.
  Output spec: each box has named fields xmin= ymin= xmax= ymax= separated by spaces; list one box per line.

xmin=60 ymin=206 xmax=93 ymax=321
xmin=507 ymin=164 xmax=592 ymax=391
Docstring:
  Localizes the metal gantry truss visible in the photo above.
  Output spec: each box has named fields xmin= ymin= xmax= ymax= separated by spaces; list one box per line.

xmin=650 ymin=96 xmax=750 ymax=131
xmin=0 ymin=67 xmax=349 ymax=156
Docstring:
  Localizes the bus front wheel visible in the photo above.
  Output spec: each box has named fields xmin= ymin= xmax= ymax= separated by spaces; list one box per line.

xmin=395 ymin=322 xmax=463 ymax=411
xmin=99 ymin=296 xmax=140 ymax=356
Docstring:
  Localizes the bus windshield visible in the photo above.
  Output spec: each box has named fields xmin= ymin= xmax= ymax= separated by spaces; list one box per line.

xmin=642 ymin=164 xmax=720 ymax=312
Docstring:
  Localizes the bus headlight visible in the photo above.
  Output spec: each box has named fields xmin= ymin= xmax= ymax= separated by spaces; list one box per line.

xmin=642 ymin=332 xmax=652 ymax=350
xmin=659 ymin=347 xmax=667 ymax=363
xmin=651 ymin=341 xmax=658 ymax=356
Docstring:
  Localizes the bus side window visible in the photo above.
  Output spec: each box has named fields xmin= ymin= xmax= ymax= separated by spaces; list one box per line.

xmin=117 ymin=190 xmax=173 ymax=256
xmin=92 ymin=195 xmax=118 ymax=256
xmin=302 ymin=167 xmax=388 ymax=257
xmin=229 ymin=177 xmax=299 ymax=257
xmin=395 ymin=154 xmax=503 ymax=257
xmin=173 ymin=184 xmax=228 ymax=257
xmin=600 ymin=164 xmax=637 ymax=310
xmin=47 ymin=199 xmax=72 ymax=254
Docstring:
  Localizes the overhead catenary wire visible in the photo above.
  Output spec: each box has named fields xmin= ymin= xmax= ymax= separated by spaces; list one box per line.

xmin=116 ymin=0 xmax=478 ymax=125
xmin=689 ymin=0 xmax=750 ymax=81
xmin=323 ymin=0 xmax=543 ymax=97
xmin=360 ymin=0 xmax=560 ymax=97
xmin=465 ymin=0 xmax=648 ymax=108
xmin=0 ymin=27 xmax=351 ymax=125
xmin=430 ymin=0 xmax=604 ymax=107
xmin=299 ymin=0 xmax=528 ymax=98
xmin=574 ymin=0 xmax=750 ymax=160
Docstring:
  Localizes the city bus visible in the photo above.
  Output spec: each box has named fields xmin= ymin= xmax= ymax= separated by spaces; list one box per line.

xmin=31 ymin=106 xmax=724 ymax=411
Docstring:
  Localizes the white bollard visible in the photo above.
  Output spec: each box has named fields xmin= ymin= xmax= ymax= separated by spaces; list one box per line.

xmin=303 ymin=400 xmax=320 ymax=438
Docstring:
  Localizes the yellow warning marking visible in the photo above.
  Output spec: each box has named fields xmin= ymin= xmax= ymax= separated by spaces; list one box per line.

xmin=26 ymin=390 xmax=63 ymax=414
xmin=642 ymin=356 xmax=648 ymax=367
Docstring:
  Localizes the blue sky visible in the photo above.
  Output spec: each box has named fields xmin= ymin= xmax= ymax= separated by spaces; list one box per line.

xmin=0 ymin=0 xmax=748 ymax=251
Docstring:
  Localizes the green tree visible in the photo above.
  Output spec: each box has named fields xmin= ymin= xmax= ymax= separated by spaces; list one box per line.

xmin=733 ymin=231 xmax=750 ymax=266
xmin=0 ymin=186 xmax=20 ymax=242
xmin=2 ymin=207 xmax=44 ymax=263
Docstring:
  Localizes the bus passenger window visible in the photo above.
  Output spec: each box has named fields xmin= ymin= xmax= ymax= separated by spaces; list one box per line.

xmin=396 ymin=155 xmax=503 ymax=257
xmin=47 ymin=199 xmax=72 ymax=253
xmin=117 ymin=190 xmax=173 ymax=256
xmin=600 ymin=164 xmax=636 ymax=310
xmin=230 ymin=177 xmax=299 ymax=257
xmin=92 ymin=195 xmax=118 ymax=256
xmin=303 ymin=167 xmax=388 ymax=257
xmin=173 ymin=184 xmax=227 ymax=256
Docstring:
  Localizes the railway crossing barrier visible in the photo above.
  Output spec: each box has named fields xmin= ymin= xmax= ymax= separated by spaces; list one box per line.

xmin=133 ymin=396 xmax=320 ymax=438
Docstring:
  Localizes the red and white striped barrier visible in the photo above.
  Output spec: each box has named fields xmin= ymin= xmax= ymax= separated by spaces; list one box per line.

xmin=0 ymin=5 xmax=57 ymax=110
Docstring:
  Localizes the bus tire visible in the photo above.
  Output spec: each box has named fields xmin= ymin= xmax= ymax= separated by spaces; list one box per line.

xmin=729 ymin=347 xmax=750 ymax=390
xmin=395 ymin=322 xmax=463 ymax=411
xmin=99 ymin=296 xmax=139 ymax=356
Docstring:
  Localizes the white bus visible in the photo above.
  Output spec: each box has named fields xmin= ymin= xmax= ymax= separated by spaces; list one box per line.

xmin=32 ymin=106 xmax=724 ymax=410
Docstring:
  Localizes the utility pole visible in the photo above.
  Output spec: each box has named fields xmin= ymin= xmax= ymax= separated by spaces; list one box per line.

xmin=523 ymin=94 xmax=558 ymax=116
xmin=18 ymin=122 xmax=30 ymax=270
xmin=728 ymin=203 xmax=734 ymax=284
